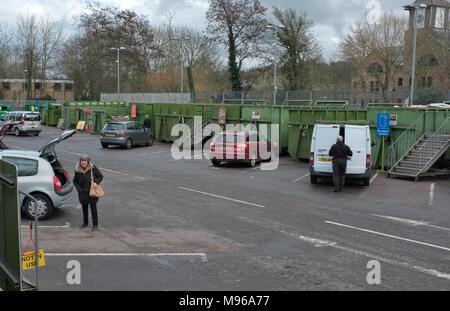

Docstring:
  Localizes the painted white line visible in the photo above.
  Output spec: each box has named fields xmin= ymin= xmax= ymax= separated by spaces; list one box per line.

xmin=429 ymin=183 xmax=436 ymax=207
xmin=292 ymin=173 xmax=310 ymax=183
xmin=239 ymin=216 xmax=450 ymax=282
xmin=22 ymin=223 xmax=70 ymax=228
xmin=134 ymin=176 xmax=146 ymax=180
xmin=326 ymin=221 xmax=450 ymax=252
xmin=178 ymin=186 xmax=266 ymax=208
xmin=372 ymin=214 xmax=450 ymax=232
xmin=59 ymin=150 xmax=84 ymax=156
xmin=370 ymin=172 xmax=379 ymax=184
xmin=99 ymin=167 xmax=129 ymax=176
xmin=46 ymin=252 xmax=207 ymax=262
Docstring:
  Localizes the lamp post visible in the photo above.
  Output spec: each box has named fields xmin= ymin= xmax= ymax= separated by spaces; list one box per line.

xmin=265 ymin=24 xmax=285 ymax=106
xmin=172 ymin=36 xmax=189 ymax=100
xmin=110 ymin=47 xmax=125 ymax=102
xmin=23 ymin=69 xmax=28 ymax=103
xmin=404 ymin=3 xmax=427 ymax=106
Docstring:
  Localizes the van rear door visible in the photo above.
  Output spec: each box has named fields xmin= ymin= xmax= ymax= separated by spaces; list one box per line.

xmin=313 ymin=125 xmax=339 ymax=173
xmin=345 ymin=125 xmax=368 ymax=174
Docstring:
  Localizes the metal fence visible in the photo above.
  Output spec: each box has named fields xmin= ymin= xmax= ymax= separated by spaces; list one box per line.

xmin=0 ymin=100 xmax=59 ymax=111
xmin=190 ymin=90 xmax=450 ymax=107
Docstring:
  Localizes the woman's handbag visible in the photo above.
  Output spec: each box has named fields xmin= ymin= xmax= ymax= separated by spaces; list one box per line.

xmin=90 ymin=168 xmax=104 ymax=198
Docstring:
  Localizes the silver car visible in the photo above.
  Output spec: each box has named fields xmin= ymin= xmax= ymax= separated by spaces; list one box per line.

xmin=0 ymin=111 xmax=42 ymax=136
xmin=0 ymin=130 xmax=75 ymax=220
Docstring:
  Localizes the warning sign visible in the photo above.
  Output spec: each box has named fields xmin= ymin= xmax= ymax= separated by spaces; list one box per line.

xmin=218 ymin=107 xmax=226 ymax=124
xmin=22 ymin=250 xmax=46 ymax=270
xmin=76 ymin=121 xmax=86 ymax=130
xmin=252 ymin=110 xmax=260 ymax=120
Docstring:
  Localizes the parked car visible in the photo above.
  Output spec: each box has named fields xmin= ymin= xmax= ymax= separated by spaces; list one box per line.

xmin=0 ymin=111 xmax=42 ymax=136
xmin=309 ymin=124 xmax=372 ymax=186
xmin=0 ymin=121 xmax=20 ymax=149
xmin=209 ymin=131 xmax=271 ymax=167
xmin=100 ymin=121 xmax=154 ymax=149
xmin=0 ymin=130 xmax=76 ymax=220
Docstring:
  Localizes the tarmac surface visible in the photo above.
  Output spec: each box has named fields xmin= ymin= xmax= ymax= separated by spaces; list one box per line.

xmin=3 ymin=126 xmax=450 ymax=290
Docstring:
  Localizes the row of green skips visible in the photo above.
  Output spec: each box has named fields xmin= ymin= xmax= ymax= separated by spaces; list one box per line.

xmin=39 ymin=102 xmax=450 ymax=168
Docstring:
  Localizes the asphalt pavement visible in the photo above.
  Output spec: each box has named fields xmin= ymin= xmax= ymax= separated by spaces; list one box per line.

xmin=3 ymin=126 xmax=450 ymax=290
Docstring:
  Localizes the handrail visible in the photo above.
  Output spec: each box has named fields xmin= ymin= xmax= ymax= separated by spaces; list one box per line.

xmin=387 ymin=111 xmax=427 ymax=170
xmin=416 ymin=117 xmax=450 ymax=175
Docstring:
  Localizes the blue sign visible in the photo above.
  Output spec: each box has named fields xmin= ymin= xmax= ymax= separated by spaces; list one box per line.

xmin=377 ymin=113 xmax=390 ymax=136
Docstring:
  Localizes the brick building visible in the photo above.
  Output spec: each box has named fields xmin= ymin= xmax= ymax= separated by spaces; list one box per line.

xmin=0 ymin=79 xmax=74 ymax=102
xmin=351 ymin=0 xmax=450 ymax=102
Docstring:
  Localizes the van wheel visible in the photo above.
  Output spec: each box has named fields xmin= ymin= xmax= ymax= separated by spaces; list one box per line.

xmin=14 ymin=128 xmax=20 ymax=136
xmin=211 ymin=159 xmax=220 ymax=167
xmin=23 ymin=193 xmax=54 ymax=220
xmin=363 ymin=178 xmax=370 ymax=187
xmin=248 ymin=153 xmax=257 ymax=167
xmin=101 ymin=143 xmax=109 ymax=149
xmin=310 ymin=175 xmax=318 ymax=184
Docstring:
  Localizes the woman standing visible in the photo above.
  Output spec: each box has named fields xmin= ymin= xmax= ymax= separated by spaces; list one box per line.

xmin=73 ymin=154 xmax=103 ymax=231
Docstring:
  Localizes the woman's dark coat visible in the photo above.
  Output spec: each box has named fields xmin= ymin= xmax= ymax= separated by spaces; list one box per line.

xmin=73 ymin=162 xmax=103 ymax=205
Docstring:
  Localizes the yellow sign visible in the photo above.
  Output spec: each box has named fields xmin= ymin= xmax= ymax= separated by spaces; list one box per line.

xmin=22 ymin=250 xmax=46 ymax=270
xmin=76 ymin=121 xmax=86 ymax=130
xmin=318 ymin=157 xmax=332 ymax=162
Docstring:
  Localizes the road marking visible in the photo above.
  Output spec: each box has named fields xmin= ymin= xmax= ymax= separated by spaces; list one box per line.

xmin=370 ymin=172 xmax=379 ymax=184
xmin=371 ymin=214 xmax=450 ymax=232
xmin=59 ymin=150 xmax=84 ymax=156
xmin=292 ymin=173 xmax=310 ymax=183
xmin=280 ymin=229 xmax=450 ymax=281
xmin=178 ymin=186 xmax=266 ymax=208
xmin=134 ymin=176 xmax=146 ymax=180
xmin=326 ymin=221 xmax=450 ymax=252
xmin=238 ymin=216 xmax=450 ymax=282
xmin=22 ymin=223 xmax=70 ymax=228
xmin=428 ymin=183 xmax=436 ymax=207
xmin=99 ymin=167 xmax=130 ymax=176
xmin=46 ymin=252 xmax=208 ymax=262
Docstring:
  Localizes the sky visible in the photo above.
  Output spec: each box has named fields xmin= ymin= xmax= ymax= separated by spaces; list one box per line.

xmin=0 ymin=0 xmax=411 ymax=61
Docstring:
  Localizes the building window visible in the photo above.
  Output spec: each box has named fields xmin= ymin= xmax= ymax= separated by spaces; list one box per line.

xmin=65 ymin=83 xmax=73 ymax=91
xmin=2 ymin=82 xmax=11 ymax=91
xmin=368 ymin=63 xmax=383 ymax=74
xmin=23 ymin=83 xmax=27 ymax=91
xmin=419 ymin=55 xmax=439 ymax=67
xmin=35 ymin=82 xmax=41 ymax=90
xmin=421 ymin=77 xmax=426 ymax=88
xmin=398 ymin=77 xmax=403 ymax=87
xmin=432 ymin=7 xmax=446 ymax=29
xmin=53 ymin=83 xmax=61 ymax=91
xmin=370 ymin=81 xmax=375 ymax=91
xmin=427 ymin=76 xmax=433 ymax=88
xmin=362 ymin=81 xmax=366 ymax=90
xmin=375 ymin=81 xmax=380 ymax=91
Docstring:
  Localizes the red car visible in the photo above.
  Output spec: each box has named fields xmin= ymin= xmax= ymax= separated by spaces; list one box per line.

xmin=209 ymin=131 xmax=271 ymax=167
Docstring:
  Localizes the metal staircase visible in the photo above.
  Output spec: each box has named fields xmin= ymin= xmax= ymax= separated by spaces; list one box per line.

xmin=388 ymin=117 xmax=450 ymax=181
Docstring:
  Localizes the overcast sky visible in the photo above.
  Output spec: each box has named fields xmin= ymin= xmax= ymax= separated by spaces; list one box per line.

xmin=1 ymin=0 xmax=411 ymax=60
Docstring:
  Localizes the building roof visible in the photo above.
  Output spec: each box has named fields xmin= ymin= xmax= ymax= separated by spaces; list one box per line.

xmin=405 ymin=0 xmax=450 ymax=8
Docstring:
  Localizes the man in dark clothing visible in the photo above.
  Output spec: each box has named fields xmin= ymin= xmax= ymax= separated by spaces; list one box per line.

xmin=329 ymin=136 xmax=353 ymax=192
xmin=143 ymin=115 xmax=151 ymax=130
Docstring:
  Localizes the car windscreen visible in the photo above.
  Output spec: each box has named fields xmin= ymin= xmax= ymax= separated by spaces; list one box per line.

xmin=24 ymin=114 xmax=41 ymax=121
xmin=215 ymin=134 xmax=245 ymax=143
xmin=104 ymin=123 xmax=125 ymax=131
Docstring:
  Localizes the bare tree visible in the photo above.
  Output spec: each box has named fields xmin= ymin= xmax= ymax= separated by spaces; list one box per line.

xmin=38 ymin=15 xmax=64 ymax=98
xmin=17 ymin=12 xmax=39 ymax=99
xmin=339 ymin=11 xmax=407 ymax=100
xmin=206 ymin=0 xmax=267 ymax=91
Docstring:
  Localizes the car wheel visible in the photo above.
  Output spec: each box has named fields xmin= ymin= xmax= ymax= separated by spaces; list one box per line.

xmin=23 ymin=193 xmax=54 ymax=220
xmin=362 ymin=178 xmax=370 ymax=187
xmin=211 ymin=159 xmax=220 ymax=167
xmin=146 ymin=135 xmax=154 ymax=146
xmin=310 ymin=175 xmax=318 ymax=184
xmin=14 ymin=128 xmax=20 ymax=136
xmin=125 ymin=138 xmax=132 ymax=149
xmin=248 ymin=153 xmax=257 ymax=167
xmin=34 ymin=132 xmax=39 ymax=136
xmin=101 ymin=143 xmax=109 ymax=149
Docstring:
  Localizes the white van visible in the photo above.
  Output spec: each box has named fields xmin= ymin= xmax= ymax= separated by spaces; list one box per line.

xmin=309 ymin=124 xmax=372 ymax=186
xmin=0 ymin=111 xmax=42 ymax=136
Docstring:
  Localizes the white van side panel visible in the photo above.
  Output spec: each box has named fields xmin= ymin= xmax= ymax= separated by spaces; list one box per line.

xmin=312 ymin=125 xmax=339 ymax=173
xmin=345 ymin=125 xmax=369 ymax=174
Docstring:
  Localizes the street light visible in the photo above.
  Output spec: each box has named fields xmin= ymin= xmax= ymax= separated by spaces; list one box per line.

xmin=404 ymin=3 xmax=427 ymax=106
xmin=172 ymin=36 xmax=190 ymax=98
xmin=23 ymin=69 xmax=28 ymax=102
xmin=110 ymin=47 xmax=125 ymax=102
xmin=265 ymin=24 xmax=285 ymax=106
